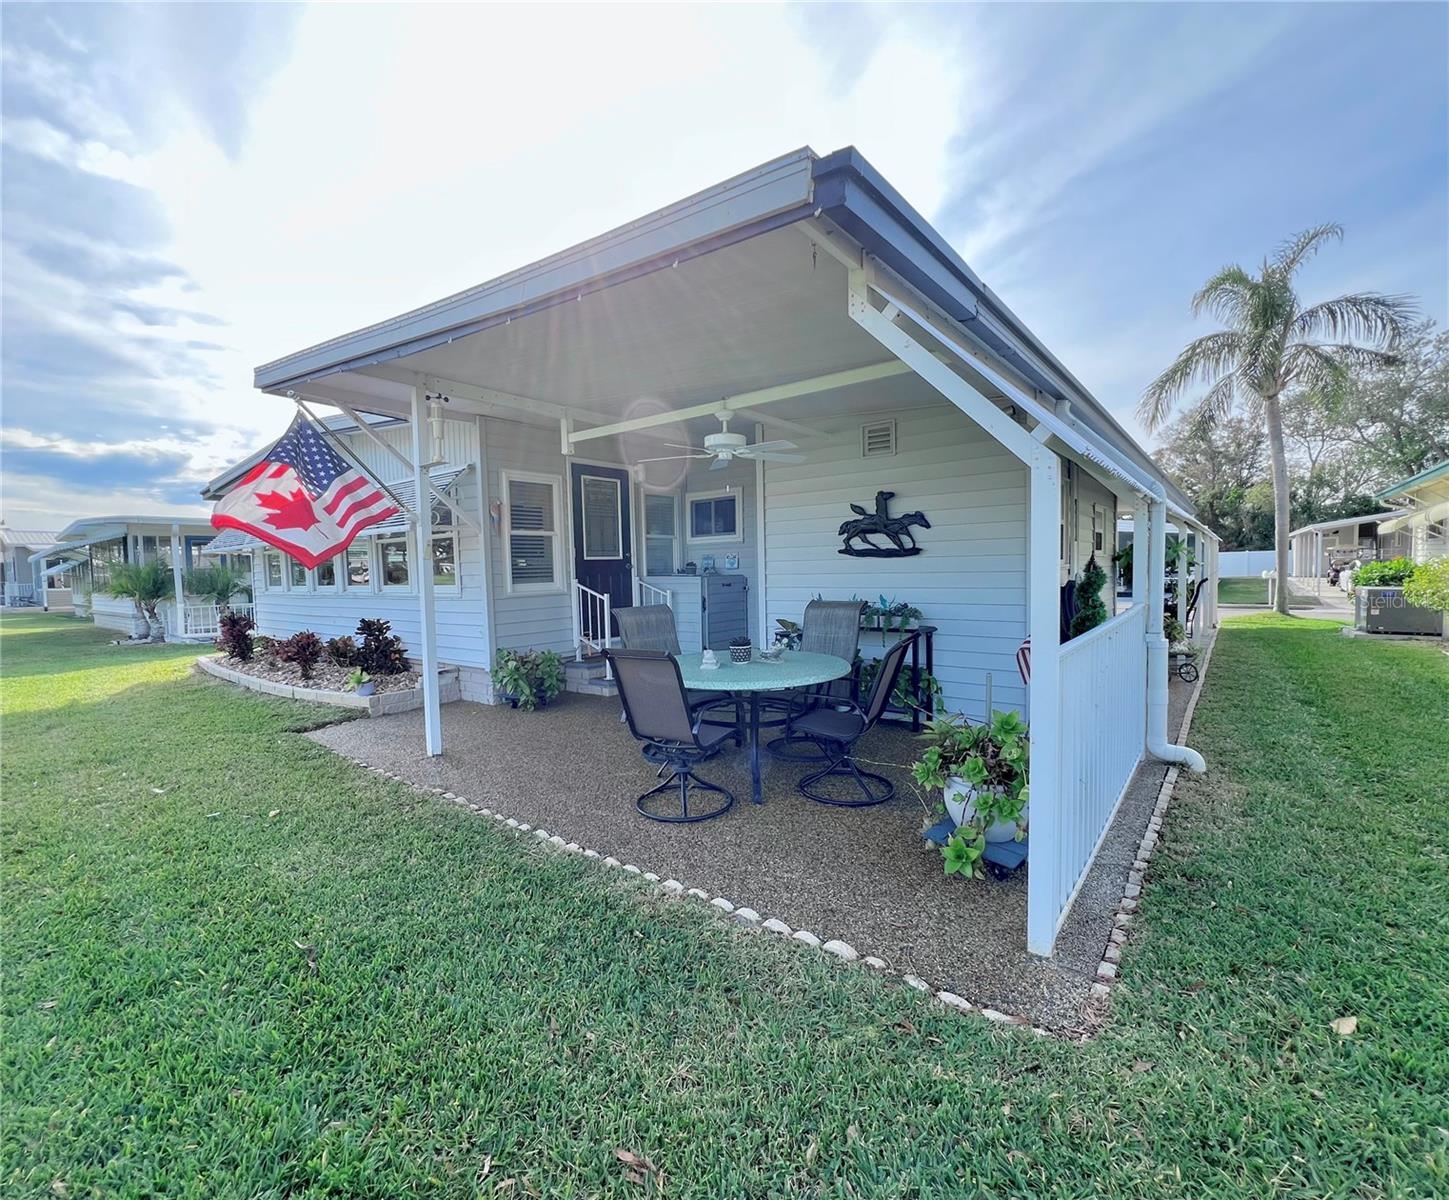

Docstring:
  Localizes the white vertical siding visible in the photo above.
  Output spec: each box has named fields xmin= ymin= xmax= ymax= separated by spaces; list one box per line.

xmin=763 ymin=403 xmax=1029 ymax=722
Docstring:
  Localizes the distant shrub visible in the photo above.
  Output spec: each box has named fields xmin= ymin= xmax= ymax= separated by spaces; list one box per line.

xmin=1353 ymin=557 xmax=1415 ymax=588
xmin=217 ymin=611 xmax=255 ymax=661
xmin=355 ymin=618 xmax=409 ymax=675
xmin=325 ymin=636 xmax=359 ymax=667
xmin=1403 ymin=558 xmax=1449 ymax=612
xmin=276 ymin=631 xmax=324 ymax=679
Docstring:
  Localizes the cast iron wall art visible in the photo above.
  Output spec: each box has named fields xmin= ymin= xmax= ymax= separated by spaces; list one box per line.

xmin=837 ymin=490 xmax=931 ymax=557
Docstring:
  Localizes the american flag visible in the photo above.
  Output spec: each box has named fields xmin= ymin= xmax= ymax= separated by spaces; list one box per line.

xmin=211 ymin=412 xmax=400 ymax=569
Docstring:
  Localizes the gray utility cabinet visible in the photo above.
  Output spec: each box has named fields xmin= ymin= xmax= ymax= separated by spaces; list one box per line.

xmin=1356 ymin=586 xmax=1445 ymax=636
xmin=700 ymin=573 xmax=749 ymax=649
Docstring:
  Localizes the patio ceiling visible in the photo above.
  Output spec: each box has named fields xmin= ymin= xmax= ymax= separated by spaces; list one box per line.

xmin=271 ymin=225 xmax=922 ymax=445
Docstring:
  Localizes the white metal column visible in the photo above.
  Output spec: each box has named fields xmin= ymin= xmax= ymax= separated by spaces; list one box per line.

xmin=410 ymin=386 xmax=443 ymax=756
xmin=1025 ymin=443 xmax=1063 ymax=957
xmin=169 ymin=523 xmax=185 ymax=638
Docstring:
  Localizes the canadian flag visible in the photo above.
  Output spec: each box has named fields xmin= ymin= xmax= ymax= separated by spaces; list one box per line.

xmin=211 ymin=413 xmax=400 ymax=568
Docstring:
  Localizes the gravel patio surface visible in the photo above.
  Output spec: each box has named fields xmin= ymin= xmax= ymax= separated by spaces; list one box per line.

xmin=308 ymin=675 xmax=1195 ymax=1029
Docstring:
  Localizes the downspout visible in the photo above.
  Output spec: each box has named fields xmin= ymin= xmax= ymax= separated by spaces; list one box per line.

xmin=1146 ymin=499 xmax=1205 ymax=773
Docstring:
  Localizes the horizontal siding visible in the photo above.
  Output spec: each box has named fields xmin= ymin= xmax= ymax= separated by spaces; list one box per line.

xmin=763 ymin=402 xmax=1029 ymax=722
xmin=249 ymin=469 xmax=489 ymax=668
xmin=485 ymin=418 xmax=576 ymax=657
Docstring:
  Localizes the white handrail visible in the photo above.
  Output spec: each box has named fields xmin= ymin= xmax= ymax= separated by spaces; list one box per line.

xmin=180 ymin=601 xmax=255 ymax=639
xmin=572 ymin=581 xmax=613 ymax=679
xmin=637 ymin=578 xmax=672 ymax=608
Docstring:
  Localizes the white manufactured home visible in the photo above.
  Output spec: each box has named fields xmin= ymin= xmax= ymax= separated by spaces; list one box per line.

xmin=207 ymin=146 xmax=1218 ymax=954
xmin=37 ymin=514 xmax=242 ymax=637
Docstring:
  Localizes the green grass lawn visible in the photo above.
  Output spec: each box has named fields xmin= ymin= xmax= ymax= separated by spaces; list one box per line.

xmin=1217 ymin=577 xmax=1323 ymax=607
xmin=3 ymin=611 xmax=1446 ymax=1197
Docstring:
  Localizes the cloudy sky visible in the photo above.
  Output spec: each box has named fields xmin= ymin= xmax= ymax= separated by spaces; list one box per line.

xmin=2 ymin=2 xmax=1445 ymax=531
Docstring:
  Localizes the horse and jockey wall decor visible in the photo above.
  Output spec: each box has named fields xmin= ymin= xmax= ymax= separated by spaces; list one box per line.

xmin=837 ymin=490 xmax=931 ymax=557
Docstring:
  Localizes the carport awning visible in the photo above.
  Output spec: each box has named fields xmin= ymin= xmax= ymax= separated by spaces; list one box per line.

xmin=1376 ymin=497 xmax=1449 ymax=535
xmin=42 ymin=562 xmax=74 ymax=579
xmin=200 ymin=467 xmax=468 ymax=554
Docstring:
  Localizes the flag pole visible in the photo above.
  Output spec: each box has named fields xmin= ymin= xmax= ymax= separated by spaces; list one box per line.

xmin=288 ymin=395 xmax=419 ymax=524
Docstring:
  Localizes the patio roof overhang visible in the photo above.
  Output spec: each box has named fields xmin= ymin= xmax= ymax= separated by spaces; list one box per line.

xmin=248 ymin=146 xmax=1186 ymax=513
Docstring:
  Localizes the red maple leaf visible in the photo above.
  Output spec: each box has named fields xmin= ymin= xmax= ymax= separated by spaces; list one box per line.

xmin=256 ymin=488 xmax=320 ymax=532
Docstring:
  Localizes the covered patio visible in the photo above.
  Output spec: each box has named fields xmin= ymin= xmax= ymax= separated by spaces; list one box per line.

xmin=250 ymin=146 xmax=1210 ymax=958
xmin=305 ymin=668 xmax=1198 ymax=1028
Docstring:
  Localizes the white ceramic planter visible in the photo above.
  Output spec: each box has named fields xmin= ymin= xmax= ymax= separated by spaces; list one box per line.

xmin=943 ymin=777 xmax=1027 ymax=844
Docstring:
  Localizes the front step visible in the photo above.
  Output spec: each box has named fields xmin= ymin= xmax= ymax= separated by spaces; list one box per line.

xmin=564 ymin=656 xmax=617 ymax=697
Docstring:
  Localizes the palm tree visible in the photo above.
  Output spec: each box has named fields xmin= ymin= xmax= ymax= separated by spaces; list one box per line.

xmin=1141 ymin=225 xmax=1415 ymax=614
xmin=183 ymin=563 xmax=252 ymax=612
xmin=107 ymin=560 xmax=174 ymax=641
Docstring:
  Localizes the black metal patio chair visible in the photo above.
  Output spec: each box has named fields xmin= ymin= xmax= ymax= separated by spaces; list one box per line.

xmin=606 ymin=648 xmax=736 ymax=823
xmin=767 ymin=598 xmax=864 ymax=761
xmin=615 ymin=603 xmax=738 ymax=738
xmin=793 ymin=633 xmax=916 ymax=808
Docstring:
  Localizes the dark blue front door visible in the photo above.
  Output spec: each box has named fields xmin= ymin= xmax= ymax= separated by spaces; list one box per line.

xmin=571 ymin=463 xmax=633 ymax=624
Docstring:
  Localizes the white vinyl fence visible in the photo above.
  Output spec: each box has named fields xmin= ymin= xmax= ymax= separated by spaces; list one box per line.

xmin=1048 ymin=603 xmax=1148 ymax=934
xmin=1218 ymin=549 xmax=1280 ymax=578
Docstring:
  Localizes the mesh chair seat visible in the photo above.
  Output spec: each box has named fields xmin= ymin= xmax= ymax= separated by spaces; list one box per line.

xmin=790 ymin=707 xmax=867 ymax=742
xmin=615 ymin=603 xmax=738 ymax=731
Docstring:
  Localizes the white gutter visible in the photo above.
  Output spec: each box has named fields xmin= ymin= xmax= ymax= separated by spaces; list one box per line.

xmin=1146 ymin=498 xmax=1206 ymax=773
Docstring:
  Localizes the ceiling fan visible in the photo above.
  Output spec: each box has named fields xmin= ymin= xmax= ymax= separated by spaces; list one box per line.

xmin=637 ymin=412 xmax=805 ymax=470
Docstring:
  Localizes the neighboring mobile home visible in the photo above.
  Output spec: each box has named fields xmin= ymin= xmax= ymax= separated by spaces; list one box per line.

xmin=208 ymin=145 xmax=1217 ymax=955
xmin=1374 ymin=459 xmax=1449 ymax=563
xmin=1287 ymin=510 xmax=1412 ymax=583
xmin=1 ymin=527 xmax=62 ymax=608
xmin=36 ymin=514 xmax=244 ymax=638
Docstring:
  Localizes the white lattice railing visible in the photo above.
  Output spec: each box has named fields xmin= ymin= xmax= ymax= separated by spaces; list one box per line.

xmin=572 ymin=582 xmax=613 ymax=678
xmin=181 ymin=602 xmax=255 ymax=639
xmin=636 ymin=578 xmax=672 ymax=608
xmin=1049 ymin=603 xmax=1148 ymax=932
xmin=3 ymin=584 xmax=36 ymax=606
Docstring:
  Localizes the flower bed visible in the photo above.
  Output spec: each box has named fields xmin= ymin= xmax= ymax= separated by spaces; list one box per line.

xmin=197 ymin=654 xmax=458 ymax=715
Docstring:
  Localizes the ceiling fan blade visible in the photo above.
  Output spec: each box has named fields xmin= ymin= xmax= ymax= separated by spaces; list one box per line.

xmin=750 ymin=450 xmax=806 ymax=464
xmin=747 ymin=439 xmax=799 ymax=454
xmin=636 ymin=453 xmax=710 ymax=464
xmin=708 ymin=454 xmax=732 ymax=470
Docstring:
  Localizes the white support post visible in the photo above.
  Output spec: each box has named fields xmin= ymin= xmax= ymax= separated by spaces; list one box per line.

xmin=754 ymin=422 xmax=768 ymax=644
xmin=1131 ymin=499 xmax=1149 ymax=609
xmin=169 ymin=523 xmax=185 ymax=640
xmin=1025 ymin=445 xmax=1063 ymax=958
xmin=410 ymin=386 xmax=443 ymax=756
xmin=1171 ymin=521 xmax=1186 ymax=629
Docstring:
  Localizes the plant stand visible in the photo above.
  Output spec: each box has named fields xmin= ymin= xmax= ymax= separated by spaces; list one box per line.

xmin=860 ymin=622 xmax=937 ymax=731
xmin=923 ymin=816 xmax=1029 ymax=879
xmin=1169 ymin=647 xmax=1199 ymax=682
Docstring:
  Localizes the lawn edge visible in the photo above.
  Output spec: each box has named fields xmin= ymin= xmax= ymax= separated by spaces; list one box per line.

xmin=1078 ymin=627 xmax=1220 ymax=1036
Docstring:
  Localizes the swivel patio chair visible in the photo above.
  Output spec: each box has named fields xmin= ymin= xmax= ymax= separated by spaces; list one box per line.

xmin=793 ymin=633 xmax=915 ymax=808
xmin=615 ymin=603 xmax=738 ymax=738
xmin=767 ymin=599 xmax=864 ymax=761
xmin=606 ymin=648 xmax=736 ymax=823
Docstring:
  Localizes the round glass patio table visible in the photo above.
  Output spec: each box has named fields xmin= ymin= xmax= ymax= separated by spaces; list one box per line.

xmin=675 ymin=650 xmax=850 ymax=806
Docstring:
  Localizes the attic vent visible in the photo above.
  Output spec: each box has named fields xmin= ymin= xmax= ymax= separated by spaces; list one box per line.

xmin=861 ymin=419 xmax=896 ymax=458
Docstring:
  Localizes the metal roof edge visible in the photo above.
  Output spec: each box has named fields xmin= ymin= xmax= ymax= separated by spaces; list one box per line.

xmin=810 ymin=148 xmax=1189 ymax=512
xmin=1373 ymin=458 xmax=1449 ymax=501
xmin=1288 ymin=508 xmax=1410 ymax=537
xmin=254 ymin=148 xmax=820 ymax=390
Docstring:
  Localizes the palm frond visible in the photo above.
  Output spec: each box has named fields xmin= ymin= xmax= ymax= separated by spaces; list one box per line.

xmin=1196 ymin=372 xmax=1240 ymax=425
xmin=1139 ymin=330 xmax=1246 ymax=430
xmin=1190 ymin=265 xmax=1256 ymax=326
xmin=1272 ymin=223 xmax=1343 ymax=275
xmin=1291 ymin=292 xmax=1417 ymax=348
xmin=1283 ymin=344 xmax=1353 ymax=396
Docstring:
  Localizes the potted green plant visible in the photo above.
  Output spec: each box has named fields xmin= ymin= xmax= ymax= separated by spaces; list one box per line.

xmin=911 ymin=711 xmax=1030 ymax=877
xmin=348 ymin=668 xmax=375 ymax=698
xmin=492 ymin=648 xmax=567 ymax=711
xmin=729 ymin=635 xmax=753 ymax=664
